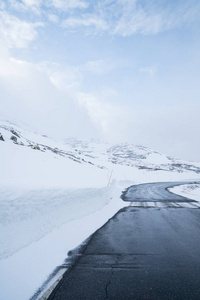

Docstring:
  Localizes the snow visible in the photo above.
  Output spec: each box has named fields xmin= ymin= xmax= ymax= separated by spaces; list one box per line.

xmin=0 ymin=185 xmax=116 ymax=260
xmin=0 ymin=120 xmax=200 ymax=300
xmin=144 ymin=152 xmax=170 ymax=165
xmin=0 ymin=135 xmax=107 ymax=189
xmin=170 ymin=183 xmax=200 ymax=202
xmin=0 ymin=182 xmax=127 ymax=300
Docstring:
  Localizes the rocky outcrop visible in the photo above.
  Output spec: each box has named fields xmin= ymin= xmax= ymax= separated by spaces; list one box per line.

xmin=0 ymin=133 xmax=4 ymax=141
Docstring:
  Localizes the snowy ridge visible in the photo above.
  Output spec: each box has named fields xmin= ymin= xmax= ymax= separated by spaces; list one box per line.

xmin=64 ymin=138 xmax=200 ymax=175
xmin=1 ymin=120 xmax=200 ymax=177
xmin=0 ymin=121 xmax=102 ymax=167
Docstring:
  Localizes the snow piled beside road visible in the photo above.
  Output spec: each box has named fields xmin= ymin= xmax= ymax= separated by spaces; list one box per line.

xmin=0 ymin=121 xmax=115 ymax=300
xmin=170 ymin=183 xmax=200 ymax=202
xmin=0 ymin=182 xmax=127 ymax=300
xmin=0 ymin=185 xmax=115 ymax=260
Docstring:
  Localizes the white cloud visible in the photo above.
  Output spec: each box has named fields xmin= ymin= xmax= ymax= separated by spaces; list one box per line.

xmin=48 ymin=0 xmax=89 ymax=10
xmin=126 ymin=104 xmax=200 ymax=161
xmin=0 ymin=1 xmax=6 ymax=10
xmin=8 ymin=0 xmax=43 ymax=14
xmin=78 ymin=93 xmax=111 ymax=133
xmin=76 ymin=1 xmax=200 ymax=36
xmin=1 ymin=0 xmax=200 ymax=38
xmin=78 ymin=92 xmax=132 ymax=141
xmin=0 ymin=11 xmax=42 ymax=48
xmin=62 ymin=15 xmax=108 ymax=31
xmin=21 ymin=0 xmax=42 ymax=8
xmin=3 ymin=0 xmax=199 ymax=38
xmin=47 ymin=13 xmax=59 ymax=23
xmin=0 ymin=54 xmax=97 ymax=139
xmin=84 ymin=59 xmax=118 ymax=75
xmin=98 ymin=0 xmax=200 ymax=36
xmin=113 ymin=11 xmax=164 ymax=36
xmin=139 ymin=66 xmax=157 ymax=77
xmin=7 ymin=0 xmax=88 ymax=15
xmin=47 ymin=67 xmax=82 ymax=91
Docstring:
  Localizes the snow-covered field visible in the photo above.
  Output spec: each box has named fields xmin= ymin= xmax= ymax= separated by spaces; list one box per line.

xmin=0 ymin=120 xmax=200 ymax=300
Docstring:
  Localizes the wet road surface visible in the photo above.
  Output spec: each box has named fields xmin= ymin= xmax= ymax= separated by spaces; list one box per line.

xmin=48 ymin=182 xmax=200 ymax=300
xmin=121 ymin=181 xmax=192 ymax=202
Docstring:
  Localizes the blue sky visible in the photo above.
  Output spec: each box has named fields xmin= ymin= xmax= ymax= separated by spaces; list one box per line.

xmin=0 ymin=0 xmax=200 ymax=161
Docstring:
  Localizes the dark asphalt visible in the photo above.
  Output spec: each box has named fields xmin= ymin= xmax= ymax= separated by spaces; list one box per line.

xmin=48 ymin=182 xmax=200 ymax=300
xmin=121 ymin=181 xmax=192 ymax=202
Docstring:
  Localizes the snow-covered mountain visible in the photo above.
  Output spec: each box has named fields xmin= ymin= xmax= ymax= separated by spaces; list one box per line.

xmin=1 ymin=119 xmax=200 ymax=300
xmin=1 ymin=120 xmax=200 ymax=184
xmin=65 ymin=138 xmax=200 ymax=174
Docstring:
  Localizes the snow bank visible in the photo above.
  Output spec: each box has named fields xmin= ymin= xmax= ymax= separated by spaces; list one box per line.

xmin=0 ymin=123 xmax=113 ymax=300
xmin=0 ymin=181 xmax=127 ymax=300
xmin=170 ymin=183 xmax=200 ymax=202
xmin=0 ymin=185 xmax=115 ymax=260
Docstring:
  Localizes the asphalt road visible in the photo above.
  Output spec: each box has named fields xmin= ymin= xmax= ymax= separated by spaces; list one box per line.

xmin=121 ymin=181 xmax=192 ymax=202
xmin=48 ymin=182 xmax=200 ymax=300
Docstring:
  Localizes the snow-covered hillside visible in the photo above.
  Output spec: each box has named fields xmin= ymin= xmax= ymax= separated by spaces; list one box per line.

xmin=0 ymin=120 xmax=200 ymax=300
xmin=1 ymin=120 xmax=200 ymax=188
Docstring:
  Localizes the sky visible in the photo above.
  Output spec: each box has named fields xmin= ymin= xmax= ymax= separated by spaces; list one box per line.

xmin=0 ymin=0 xmax=200 ymax=161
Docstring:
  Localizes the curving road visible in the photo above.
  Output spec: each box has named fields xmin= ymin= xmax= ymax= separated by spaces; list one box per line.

xmin=47 ymin=181 xmax=200 ymax=300
xmin=121 ymin=181 xmax=193 ymax=202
